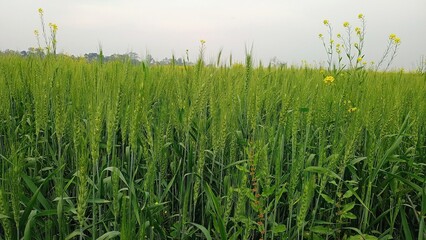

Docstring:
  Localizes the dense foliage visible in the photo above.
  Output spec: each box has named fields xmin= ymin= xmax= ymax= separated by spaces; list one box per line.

xmin=0 ymin=54 xmax=425 ymax=239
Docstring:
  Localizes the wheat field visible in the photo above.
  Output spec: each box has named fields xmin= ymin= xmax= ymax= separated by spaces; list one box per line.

xmin=0 ymin=53 xmax=425 ymax=239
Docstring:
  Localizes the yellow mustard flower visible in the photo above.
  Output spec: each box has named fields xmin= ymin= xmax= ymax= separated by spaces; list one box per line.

xmin=343 ymin=22 xmax=350 ymax=27
xmin=52 ymin=24 xmax=58 ymax=31
xmin=394 ymin=37 xmax=401 ymax=44
xmin=348 ymin=107 xmax=358 ymax=113
xmin=200 ymin=40 xmax=206 ymax=44
xmin=389 ymin=34 xmax=396 ymax=40
xmin=323 ymin=75 xmax=335 ymax=84
xmin=38 ymin=8 xmax=43 ymax=14
xmin=323 ymin=19 xmax=329 ymax=25
xmin=355 ymin=27 xmax=361 ymax=35
xmin=357 ymin=57 xmax=363 ymax=63
xmin=34 ymin=30 xmax=39 ymax=36
xmin=358 ymin=14 xmax=364 ymax=19
xmin=319 ymin=33 xmax=323 ymax=38
xmin=337 ymin=33 xmax=341 ymax=38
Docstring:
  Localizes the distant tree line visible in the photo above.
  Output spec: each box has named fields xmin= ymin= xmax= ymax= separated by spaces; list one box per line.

xmin=0 ymin=49 xmax=191 ymax=65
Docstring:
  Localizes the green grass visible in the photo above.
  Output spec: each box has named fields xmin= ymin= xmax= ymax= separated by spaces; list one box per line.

xmin=0 ymin=53 xmax=425 ymax=240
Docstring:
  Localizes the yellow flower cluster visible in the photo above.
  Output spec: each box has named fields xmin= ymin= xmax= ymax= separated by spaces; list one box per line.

xmin=343 ymin=22 xmax=350 ymax=28
xmin=200 ymin=39 xmax=206 ymax=44
xmin=336 ymin=44 xmax=342 ymax=54
xmin=49 ymin=23 xmax=58 ymax=32
xmin=38 ymin=8 xmax=43 ymax=15
xmin=355 ymin=27 xmax=361 ymax=35
xmin=357 ymin=57 xmax=363 ymax=63
xmin=358 ymin=13 xmax=364 ymax=19
xmin=389 ymin=34 xmax=401 ymax=44
xmin=323 ymin=75 xmax=335 ymax=84
xmin=344 ymin=100 xmax=358 ymax=113
xmin=323 ymin=19 xmax=329 ymax=25
xmin=348 ymin=107 xmax=358 ymax=113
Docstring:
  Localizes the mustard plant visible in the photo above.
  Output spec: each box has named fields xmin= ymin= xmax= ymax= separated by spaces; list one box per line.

xmin=34 ymin=8 xmax=58 ymax=55
xmin=319 ymin=19 xmax=334 ymax=71
xmin=376 ymin=33 xmax=402 ymax=71
xmin=320 ymin=14 xmax=401 ymax=72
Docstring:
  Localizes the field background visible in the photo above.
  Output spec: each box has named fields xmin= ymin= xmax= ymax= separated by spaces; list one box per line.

xmin=0 ymin=54 xmax=425 ymax=239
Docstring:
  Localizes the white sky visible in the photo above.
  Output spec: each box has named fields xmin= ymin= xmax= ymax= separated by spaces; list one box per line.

xmin=1 ymin=0 xmax=425 ymax=69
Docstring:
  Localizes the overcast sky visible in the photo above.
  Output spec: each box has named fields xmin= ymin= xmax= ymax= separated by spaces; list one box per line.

xmin=1 ymin=0 xmax=425 ymax=69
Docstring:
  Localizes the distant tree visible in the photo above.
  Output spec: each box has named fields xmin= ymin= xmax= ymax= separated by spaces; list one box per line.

xmin=176 ymin=57 xmax=183 ymax=65
xmin=159 ymin=57 xmax=171 ymax=65
xmin=145 ymin=54 xmax=155 ymax=65
xmin=270 ymin=56 xmax=287 ymax=68
xmin=84 ymin=53 xmax=99 ymax=61
xmin=127 ymin=52 xmax=139 ymax=61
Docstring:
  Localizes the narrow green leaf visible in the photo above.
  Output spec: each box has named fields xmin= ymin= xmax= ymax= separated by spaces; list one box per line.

xmin=23 ymin=210 xmax=37 ymax=240
xmin=320 ymin=193 xmax=335 ymax=204
xmin=87 ymin=199 xmax=111 ymax=204
xmin=304 ymin=166 xmax=340 ymax=179
xmin=400 ymin=206 xmax=414 ymax=240
xmin=65 ymin=230 xmax=86 ymax=240
xmin=342 ymin=202 xmax=356 ymax=213
xmin=272 ymin=224 xmax=287 ymax=233
xmin=343 ymin=189 xmax=354 ymax=199
xmin=188 ymin=222 xmax=212 ymax=240
xmin=310 ymin=225 xmax=332 ymax=234
xmin=348 ymin=234 xmax=378 ymax=240
xmin=19 ymin=165 xmax=64 ymax=228
xmin=96 ymin=231 xmax=120 ymax=240
xmin=262 ymin=185 xmax=276 ymax=197
xmin=204 ymin=183 xmax=227 ymax=240
xmin=341 ymin=212 xmax=357 ymax=220
xmin=22 ymin=173 xmax=52 ymax=210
